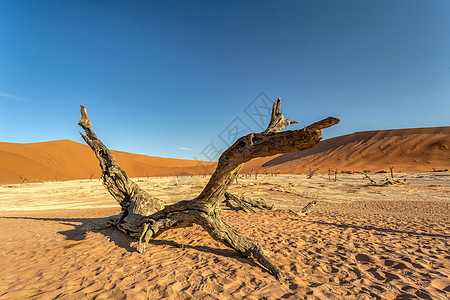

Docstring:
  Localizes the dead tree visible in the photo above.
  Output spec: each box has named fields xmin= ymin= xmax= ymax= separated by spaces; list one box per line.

xmin=223 ymin=192 xmax=274 ymax=212
xmin=18 ymin=175 xmax=29 ymax=185
xmin=78 ymin=98 xmax=339 ymax=279
xmin=364 ymin=173 xmax=407 ymax=186
xmin=224 ymin=192 xmax=317 ymax=216
xmin=18 ymin=175 xmax=43 ymax=185
xmin=306 ymin=166 xmax=316 ymax=179
xmin=364 ymin=173 xmax=378 ymax=185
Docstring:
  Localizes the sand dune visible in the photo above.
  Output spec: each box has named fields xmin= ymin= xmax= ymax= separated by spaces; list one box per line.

xmin=0 ymin=140 xmax=215 ymax=184
xmin=243 ymin=126 xmax=450 ymax=174
xmin=1 ymin=127 xmax=449 ymax=185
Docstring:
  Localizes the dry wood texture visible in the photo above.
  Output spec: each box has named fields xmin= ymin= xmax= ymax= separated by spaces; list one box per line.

xmin=78 ymin=98 xmax=339 ymax=279
xmin=223 ymin=192 xmax=317 ymax=216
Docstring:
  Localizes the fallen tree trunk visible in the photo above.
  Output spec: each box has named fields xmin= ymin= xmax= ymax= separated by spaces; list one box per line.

xmin=223 ymin=192 xmax=317 ymax=216
xmin=79 ymin=98 xmax=339 ymax=279
xmin=223 ymin=192 xmax=274 ymax=212
xmin=364 ymin=173 xmax=407 ymax=186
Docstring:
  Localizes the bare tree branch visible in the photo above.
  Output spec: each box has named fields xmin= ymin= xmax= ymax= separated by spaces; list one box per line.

xmin=264 ymin=98 xmax=299 ymax=133
xmin=78 ymin=105 xmax=164 ymax=235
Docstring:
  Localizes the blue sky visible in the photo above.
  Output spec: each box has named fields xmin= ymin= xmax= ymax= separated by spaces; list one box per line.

xmin=1 ymin=0 xmax=449 ymax=160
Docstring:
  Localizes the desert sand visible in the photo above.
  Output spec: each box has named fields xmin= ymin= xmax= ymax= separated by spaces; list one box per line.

xmin=1 ymin=173 xmax=449 ymax=299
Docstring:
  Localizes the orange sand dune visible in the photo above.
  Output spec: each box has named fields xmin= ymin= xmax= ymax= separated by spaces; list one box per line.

xmin=244 ymin=126 xmax=450 ymax=174
xmin=1 ymin=126 xmax=449 ymax=184
xmin=0 ymin=140 xmax=215 ymax=184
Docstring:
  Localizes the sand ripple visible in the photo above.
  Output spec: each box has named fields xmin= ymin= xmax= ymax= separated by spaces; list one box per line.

xmin=0 ymin=174 xmax=449 ymax=299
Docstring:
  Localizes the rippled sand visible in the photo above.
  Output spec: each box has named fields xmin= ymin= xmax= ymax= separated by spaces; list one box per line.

xmin=0 ymin=173 xmax=449 ymax=299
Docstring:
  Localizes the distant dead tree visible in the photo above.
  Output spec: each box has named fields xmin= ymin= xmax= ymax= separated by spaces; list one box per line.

xmin=307 ymin=166 xmax=316 ymax=179
xmin=18 ymin=175 xmax=29 ymax=185
xmin=431 ymin=168 xmax=448 ymax=172
xmin=78 ymin=98 xmax=339 ymax=279
xmin=364 ymin=173 xmax=377 ymax=185
xmin=326 ymin=168 xmax=339 ymax=182
xmin=364 ymin=169 xmax=407 ymax=186
xmin=18 ymin=175 xmax=43 ymax=185
xmin=89 ymin=171 xmax=95 ymax=181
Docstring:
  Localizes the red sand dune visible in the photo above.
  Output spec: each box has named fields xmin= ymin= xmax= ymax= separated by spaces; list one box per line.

xmin=243 ymin=126 xmax=450 ymax=174
xmin=0 ymin=140 xmax=215 ymax=184
xmin=1 ymin=127 xmax=449 ymax=184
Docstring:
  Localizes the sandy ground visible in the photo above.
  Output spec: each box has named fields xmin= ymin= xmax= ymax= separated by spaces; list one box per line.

xmin=0 ymin=173 xmax=449 ymax=299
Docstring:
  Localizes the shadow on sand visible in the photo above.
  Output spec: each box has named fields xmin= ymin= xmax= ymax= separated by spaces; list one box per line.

xmin=0 ymin=215 xmax=260 ymax=270
xmin=309 ymin=220 xmax=449 ymax=239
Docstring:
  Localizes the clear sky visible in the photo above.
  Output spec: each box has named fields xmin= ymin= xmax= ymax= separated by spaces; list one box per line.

xmin=1 ymin=0 xmax=449 ymax=160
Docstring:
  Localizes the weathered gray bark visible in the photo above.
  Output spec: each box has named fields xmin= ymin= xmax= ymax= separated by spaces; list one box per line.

xmin=79 ymin=98 xmax=339 ymax=279
xmin=223 ymin=192 xmax=317 ymax=216
xmin=223 ymin=192 xmax=274 ymax=212
xmin=79 ymin=105 xmax=164 ymax=236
